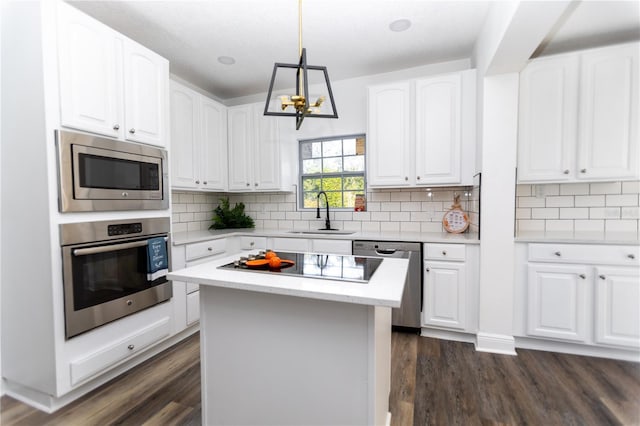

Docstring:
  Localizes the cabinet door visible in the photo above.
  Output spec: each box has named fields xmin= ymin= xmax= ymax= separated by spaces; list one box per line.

xmin=518 ymin=55 xmax=578 ymax=182
xmin=170 ymin=82 xmax=199 ymax=189
xmin=123 ymin=40 xmax=168 ymax=147
xmin=367 ymin=82 xmax=412 ymax=186
xmin=253 ymin=104 xmax=281 ymax=190
xmin=422 ymin=261 xmax=466 ymax=330
xmin=186 ymin=291 xmax=200 ymax=325
xmin=578 ymin=44 xmax=639 ymax=180
xmin=415 ymin=74 xmax=461 ymax=184
xmin=201 ymin=98 xmax=228 ymax=191
xmin=527 ymin=264 xmax=589 ymax=342
xmin=594 ymin=266 xmax=640 ymax=348
xmin=227 ymin=106 xmax=253 ymax=191
xmin=57 ymin=2 xmax=122 ymax=139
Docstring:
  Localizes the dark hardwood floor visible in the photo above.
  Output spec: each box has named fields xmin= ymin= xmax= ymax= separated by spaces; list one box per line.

xmin=2 ymin=332 xmax=639 ymax=425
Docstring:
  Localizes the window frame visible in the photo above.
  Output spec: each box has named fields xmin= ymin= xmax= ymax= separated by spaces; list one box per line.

xmin=298 ymin=134 xmax=367 ymax=211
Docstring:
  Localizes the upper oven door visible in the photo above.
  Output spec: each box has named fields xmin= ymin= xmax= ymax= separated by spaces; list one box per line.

xmin=72 ymin=144 xmax=163 ymax=200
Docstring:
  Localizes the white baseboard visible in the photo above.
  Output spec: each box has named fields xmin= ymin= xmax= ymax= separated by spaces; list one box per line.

xmin=386 ymin=412 xmax=391 ymax=426
xmin=420 ymin=327 xmax=477 ymax=344
xmin=475 ymin=332 xmax=517 ymax=355
xmin=515 ymin=337 xmax=640 ymax=362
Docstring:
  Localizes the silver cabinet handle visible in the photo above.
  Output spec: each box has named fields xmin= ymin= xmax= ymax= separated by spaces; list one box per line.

xmin=207 ymin=247 xmax=213 ymax=251
xmin=580 ymin=168 xmax=586 ymax=173
xmin=250 ymin=242 xmax=255 ymax=246
xmin=599 ymin=275 xmax=606 ymax=280
xmin=579 ymin=274 xmax=586 ymax=279
xmin=404 ymin=177 xmax=408 ymax=181
xmin=203 ymin=181 xmax=207 ymax=185
xmin=122 ymin=192 xmax=129 ymax=197
xmin=128 ymin=344 xmax=135 ymax=350
xmin=417 ymin=176 xmax=421 ymax=180
xmin=246 ymin=183 xmax=250 ymax=186
xmin=426 ymin=268 xmax=430 ymax=272
xmin=113 ymin=124 xmax=120 ymax=130
xmin=442 ymin=250 xmax=447 ymax=256
xmin=126 ymin=300 xmax=133 ymax=306
xmin=554 ymin=251 xmax=561 ymax=257
xmin=255 ymin=183 xmax=258 ymax=187
xmin=563 ymin=169 xmax=570 ymax=174
xmin=73 ymin=237 xmax=168 ymax=256
xmin=129 ymin=128 xmax=136 ymax=134
xmin=195 ymin=180 xmax=200 ymax=184
xmin=628 ymin=254 xmax=636 ymax=259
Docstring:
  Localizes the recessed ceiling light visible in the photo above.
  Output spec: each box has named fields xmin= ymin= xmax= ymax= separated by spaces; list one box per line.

xmin=217 ymin=56 xmax=236 ymax=65
xmin=389 ymin=19 xmax=411 ymax=32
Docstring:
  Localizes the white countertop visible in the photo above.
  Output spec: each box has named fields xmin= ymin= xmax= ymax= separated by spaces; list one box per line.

xmin=167 ymin=251 xmax=409 ymax=308
xmin=516 ymin=231 xmax=639 ymax=245
xmin=172 ymin=228 xmax=480 ymax=246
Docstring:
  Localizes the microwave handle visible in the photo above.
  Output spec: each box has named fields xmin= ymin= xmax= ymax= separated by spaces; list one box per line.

xmin=73 ymin=237 xmax=168 ymax=257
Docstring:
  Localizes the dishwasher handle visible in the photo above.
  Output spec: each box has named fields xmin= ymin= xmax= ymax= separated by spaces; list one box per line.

xmin=375 ymin=248 xmax=397 ymax=256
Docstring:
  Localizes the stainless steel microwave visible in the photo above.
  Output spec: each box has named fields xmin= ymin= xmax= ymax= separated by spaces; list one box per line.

xmin=56 ymin=130 xmax=169 ymax=212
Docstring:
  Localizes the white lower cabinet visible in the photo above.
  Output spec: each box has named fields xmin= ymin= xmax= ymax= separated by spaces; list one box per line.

xmin=522 ymin=243 xmax=640 ymax=352
xmin=239 ymin=236 xmax=267 ymax=251
xmin=171 ymin=238 xmax=228 ymax=330
xmin=422 ymin=243 xmax=477 ymax=333
xmin=527 ymin=264 xmax=589 ymax=342
xmin=594 ymin=266 xmax=640 ymax=348
xmin=423 ymin=261 xmax=466 ymax=330
xmin=269 ymin=237 xmax=310 ymax=253
xmin=311 ymin=239 xmax=352 ymax=255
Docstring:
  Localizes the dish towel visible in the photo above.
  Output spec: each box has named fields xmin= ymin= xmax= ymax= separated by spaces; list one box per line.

xmin=147 ymin=237 xmax=168 ymax=281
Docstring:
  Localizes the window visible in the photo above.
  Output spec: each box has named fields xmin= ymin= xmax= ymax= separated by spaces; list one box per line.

xmin=299 ymin=135 xmax=366 ymax=209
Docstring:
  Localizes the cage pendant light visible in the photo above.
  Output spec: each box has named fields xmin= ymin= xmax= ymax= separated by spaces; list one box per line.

xmin=263 ymin=0 xmax=338 ymax=130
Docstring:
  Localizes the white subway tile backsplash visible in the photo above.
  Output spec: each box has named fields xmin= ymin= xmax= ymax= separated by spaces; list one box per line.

xmin=380 ymin=222 xmax=400 ymax=232
xmin=285 ymin=211 xmax=301 ymax=220
xmin=380 ymin=202 xmax=401 ymax=211
xmin=271 ymin=211 xmax=286 ymax=220
xmin=173 ymin=203 xmax=187 ymax=213
xmin=353 ymin=211 xmax=371 ymax=221
xmin=334 ymin=211 xmax=353 ymax=221
xmin=575 ymin=219 xmax=605 ymax=232
xmin=278 ymin=220 xmax=294 ymax=229
xmin=531 ymin=208 xmax=559 ymax=219
xmin=292 ymin=221 xmax=310 ymax=230
xmin=371 ymin=212 xmax=390 ymax=221
xmin=173 ymin=222 xmax=187 ymax=233
xmin=516 ymin=184 xmax=532 ymax=197
xmin=367 ymin=202 xmax=381 ymax=212
xmin=390 ymin=192 xmax=411 ymax=201
xmin=270 ymin=194 xmax=286 ymax=203
xmin=560 ymin=183 xmax=590 ymax=195
xmin=421 ymin=222 xmax=443 ymax=232
xmin=187 ymin=222 xmax=201 ymax=232
xmin=401 ymin=222 xmax=421 ymax=232
xmin=516 ymin=208 xmax=531 ymax=219
xmin=410 ymin=191 xmax=428 ymax=202
xmin=546 ymin=196 xmax=574 ymax=207
xmin=622 ymin=181 xmax=640 ymax=194
xmin=401 ymin=201 xmax=422 ymax=211
xmin=591 ymin=182 xmax=621 ymax=195
xmin=180 ymin=212 xmax=195 ymax=222
xmin=343 ymin=221 xmax=362 ymax=231
xmin=574 ymin=195 xmax=605 ymax=207
xmin=518 ymin=220 xmax=545 ymax=231
xmin=263 ymin=220 xmax=278 ymax=229
xmin=411 ymin=212 xmax=430 ymax=222
xmin=370 ymin=192 xmax=390 ymax=202
xmin=622 ymin=207 xmax=640 ymax=219
xmin=362 ymin=221 xmax=381 ymax=232
xmin=589 ymin=207 xmax=620 ymax=219
xmin=546 ymin=220 xmax=574 ymax=232
xmin=559 ymin=207 xmax=589 ymax=219
xmin=605 ymin=220 xmax=638 ymax=233
xmin=606 ymin=194 xmax=638 ymax=207
xmin=187 ymin=204 xmax=200 ymax=213
xmin=518 ymin=197 xmax=546 ymax=208
xmin=390 ymin=212 xmax=410 ymax=222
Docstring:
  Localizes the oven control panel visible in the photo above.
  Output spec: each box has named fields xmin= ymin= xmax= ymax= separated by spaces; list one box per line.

xmin=108 ymin=222 xmax=142 ymax=236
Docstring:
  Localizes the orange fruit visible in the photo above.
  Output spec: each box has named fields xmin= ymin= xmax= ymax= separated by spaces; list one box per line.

xmin=268 ymin=256 xmax=282 ymax=268
xmin=265 ymin=251 xmax=277 ymax=260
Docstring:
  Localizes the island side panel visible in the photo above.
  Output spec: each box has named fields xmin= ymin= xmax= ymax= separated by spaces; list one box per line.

xmin=199 ymin=285 xmax=376 ymax=426
xmin=370 ymin=306 xmax=392 ymax=425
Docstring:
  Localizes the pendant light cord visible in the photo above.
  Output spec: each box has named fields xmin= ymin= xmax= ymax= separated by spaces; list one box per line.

xmin=297 ymin=0 xmax=303 ymax=98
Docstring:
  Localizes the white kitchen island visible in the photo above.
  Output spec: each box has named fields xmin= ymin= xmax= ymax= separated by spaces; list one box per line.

xmin=168 ymin=252 xmax=409 ymax=426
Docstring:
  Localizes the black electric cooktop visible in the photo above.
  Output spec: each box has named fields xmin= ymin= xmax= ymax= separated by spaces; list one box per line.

xmin=218 ymin=252 xmax=383 ymax=284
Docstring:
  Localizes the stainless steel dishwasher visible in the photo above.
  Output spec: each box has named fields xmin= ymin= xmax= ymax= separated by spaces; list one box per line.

xmin=353 ymin=240 xmax=422 ymax=331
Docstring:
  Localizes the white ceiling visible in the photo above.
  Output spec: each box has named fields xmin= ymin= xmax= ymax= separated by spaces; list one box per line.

xmin=68 ymin=0 xmax=640 ymax=101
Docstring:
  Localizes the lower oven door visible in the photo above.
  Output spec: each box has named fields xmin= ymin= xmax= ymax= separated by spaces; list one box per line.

xmin=62 ymin=235 xmax=173 ymax=339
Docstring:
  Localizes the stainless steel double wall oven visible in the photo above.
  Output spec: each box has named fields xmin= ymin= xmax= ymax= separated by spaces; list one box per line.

xmin=56 ymin=130 xmax=172 ymax=339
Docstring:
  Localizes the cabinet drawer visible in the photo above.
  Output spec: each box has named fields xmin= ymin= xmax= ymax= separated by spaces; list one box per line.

xmin=528 ymin=244 xmax=639 ymax=266
xmin=240 ymin=236 xmax=267 ymax=250
xmin=311 ymin=239 xmax=352 ymax=255
xmin=270 ymin=237 xmax=309 ymax=252
xmin=185 ymin=238 xmax=226 ymax=261
xmin=70 ymin=317 xmax=171 ymax=385
xmin=424 ymin=244 xmax=465 ymax=261
xmin=186 ymin=291 xmax=200 ymax=325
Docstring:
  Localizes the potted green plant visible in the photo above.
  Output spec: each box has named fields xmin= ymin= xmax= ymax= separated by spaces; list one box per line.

xmin=209 ymin=197 xmax=255 ymax=229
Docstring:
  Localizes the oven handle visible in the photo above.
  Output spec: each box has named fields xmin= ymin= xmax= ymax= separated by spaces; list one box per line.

xmin=72 ymin=236 xmax=168 ymax=257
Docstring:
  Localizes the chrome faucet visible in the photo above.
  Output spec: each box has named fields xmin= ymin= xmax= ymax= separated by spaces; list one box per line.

xmin=316 ymin=191 xmax=332 ymax=230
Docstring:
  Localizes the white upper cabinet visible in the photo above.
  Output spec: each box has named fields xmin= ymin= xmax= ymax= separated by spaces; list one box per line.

xmin=578 ymin=44 xmax=639 ymax=180
xmin=123 ymin=42 xmax=168 ymax=146
xmin=227 ymin=103 xmax=289 ymax=192
xmin=518 ymin=55 xmax=578 ymax=182
xmin=57 ymin=2 xmax=122 ymax=139
xmin=367 ymin=82 xmax=412 ymax=186
xmin=518 ymin=42 xmax=639 ymax=183
xmin=368 ymin=69 xmax=476 ymax=188
xmin=57 ymin=2 xmax=168 ymax=147
xmin=170 ymin=80 xmax=227 ymax=191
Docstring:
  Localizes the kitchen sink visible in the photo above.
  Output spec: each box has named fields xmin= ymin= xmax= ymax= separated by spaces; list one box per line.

xmin=287 ymin=230 xmax=356 ymax=235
